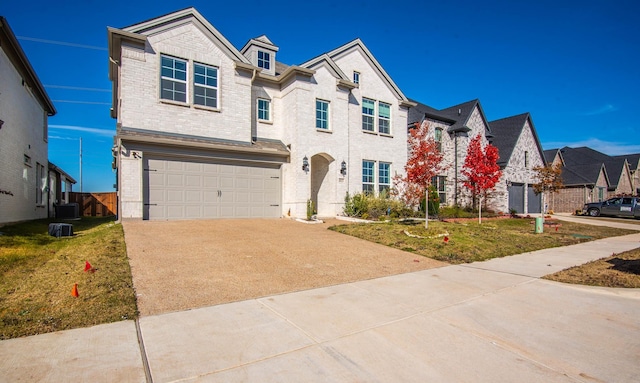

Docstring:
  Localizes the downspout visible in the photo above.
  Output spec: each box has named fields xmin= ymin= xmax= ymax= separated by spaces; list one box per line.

xmin=454 ymin=134 xmax=458 ymax=206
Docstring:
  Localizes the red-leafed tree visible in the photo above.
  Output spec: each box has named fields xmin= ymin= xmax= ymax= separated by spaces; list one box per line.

xmin=461 ymin=134 xmax=502 ymax=223
xmin=393 ymin=121 xmax=444 ymax=228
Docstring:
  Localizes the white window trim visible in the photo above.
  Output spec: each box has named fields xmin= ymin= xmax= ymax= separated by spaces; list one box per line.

xmin=160 ymin=54 xmax=188 ymax=104
xmin=362 ymin=159 xmax=375 ymax=194
xmin=257 ymin=98 xmax=272 ymax=123
xmin=159 ymin=54 xmax=222 ymax=112
xmin=379 ymin=162 xmax=391 ymax=194
xmin=193 ymin=62 xmax=219 ymax=109
xmin=362 ymin=98 xmax=393 ymax=136
xmin=257 ymin=50 xmax=271 ymax=70
xmin=316 ymin=99 xmax=330 ymax=131
xmin=353 ymin=71 xmax=360 ymax=85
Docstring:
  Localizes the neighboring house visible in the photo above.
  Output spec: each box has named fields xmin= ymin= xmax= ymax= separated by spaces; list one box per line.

xmin=408 ymin=99 xmax=493 ymax=208
xmin=614 ymin=153 xmax=640 ymax=195
xmin=48 ymin=162 xmax=77 ymax=217
xmin=408 ymin=101 xmax=546 ymax=214
xmin=488 ymin=113 xmax=546 ymax=214
xmin=108 ymin=8 xmax=414 ymax=220
xmin=0 ymin=17 xmax=56 ymax=225
xmin=543 ymin=146 xmax=634 ymax=212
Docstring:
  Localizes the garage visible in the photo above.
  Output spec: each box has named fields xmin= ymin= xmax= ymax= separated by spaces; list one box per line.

xmin=143 ymin=157 xmax=281 ymax=220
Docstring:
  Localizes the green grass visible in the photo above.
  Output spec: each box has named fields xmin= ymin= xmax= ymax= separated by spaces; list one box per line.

xmin=544 ymin=247 xmax=640 ymax=288
xmin=329 ymin=218 xmax=635 ymax=264
xmin=0 ymin=217 xmax=137 ymax=340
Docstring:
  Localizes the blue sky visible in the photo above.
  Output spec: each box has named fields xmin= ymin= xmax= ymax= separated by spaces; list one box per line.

xmin=4 ymin=0 xmax=640 ymax=191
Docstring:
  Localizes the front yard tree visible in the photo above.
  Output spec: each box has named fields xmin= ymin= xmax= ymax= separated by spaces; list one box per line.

xmin=461 ymin=134 xmax=502 ymax=224
xmin=394 ymin=121 xmax=444 ymax=228
xmin=533 ymin=163 xmax=563 ymax=217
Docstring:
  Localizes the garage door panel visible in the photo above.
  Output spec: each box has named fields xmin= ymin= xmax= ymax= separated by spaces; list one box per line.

xmin=145 ymin=157 xmax=281 ymax=220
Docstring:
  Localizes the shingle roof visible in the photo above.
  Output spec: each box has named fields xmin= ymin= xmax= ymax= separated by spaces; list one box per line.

xmin=487 ymin=113 xmax=529 ymax=167
xmin=408 ymin=99 xmax=490 ymax=135
xmin=557 ymin=147 xmax=609 ymax=186
xmin=614 ymin=153 xmax=640 ymax=170
xmin=407 ymin=99 xmax=455 ymax=126
xmin=544 ymin=149 xmax=559 ymax=164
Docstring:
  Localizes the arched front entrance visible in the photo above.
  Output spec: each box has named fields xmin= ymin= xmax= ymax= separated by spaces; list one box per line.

xmin=310 ymin=153 xmax=335 ymax=217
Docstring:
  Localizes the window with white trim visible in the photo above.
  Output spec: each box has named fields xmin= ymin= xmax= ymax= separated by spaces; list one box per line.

xmin=431 ymin=175 xmax=447 ymax=203
xmin=378 ymin=102 xmax=391 ymax=134
xmin=353 ymin=71 xmax=360 ymax=84
xmin=362 ymin=98 xmax=375 ymax=132
xmin=193 ymin=63 xmax=218 ymax=108
xmin=362 ymin=160 xmax=375 ymax=194
xmin=379 ymin=162 xmax=391 ymax=195
xmin=435 ymin=128 xmax=443 ymax=152
xmin=524 ymin=151 xmax=529 ymax=168
xmin=316 ymin=99 xmax=329 ymax=130
xmin=257 ymin=51 xmax=270 ymax=70
xmin=258 ymin=99 xmax=270 ymax=121
xmin=160 ymin=55 xmax=187 ymax=102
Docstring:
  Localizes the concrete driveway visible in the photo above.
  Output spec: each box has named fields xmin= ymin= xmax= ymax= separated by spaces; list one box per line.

xmin=122 ymin=218 xmax=445 ymax=316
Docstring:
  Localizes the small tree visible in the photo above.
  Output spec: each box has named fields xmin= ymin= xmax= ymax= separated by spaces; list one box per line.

xmin=533 ymin=163 xmax=563 ymax=217
xmin=393 ymin=121 xmax=444 ymax=228
xmin=461 ymin=134 xmax=502 ymax=223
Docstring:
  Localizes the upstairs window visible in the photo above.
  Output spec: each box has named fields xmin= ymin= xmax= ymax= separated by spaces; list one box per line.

xmin=362 ymin=160 xmax=375 ymax=194
xmin=434 ymin=128 xmax=443 ymax=152
xmin=316 ymin=99 xmax=329 ymax=130
xmin=379 ymin=162 xmax=391 ymax=195
xmin=258 ymin=99 xmax=271 ymax=121
xmin=353 ymin=71 xmax=360 ymax=84
xmin=362 ymin=98 xmax=375 ymax=132
xmin=257 ymin=51 xmax=270 ymax=70
xmin=160 ymin=55 xmax=187 ymax=102
xmin=378 ymin=102 xmax=391 ymax=134
xmin=524 ymin=151 xmax=529 ymax=168
xmin=193 ymin=63 xmax=218 ymax=108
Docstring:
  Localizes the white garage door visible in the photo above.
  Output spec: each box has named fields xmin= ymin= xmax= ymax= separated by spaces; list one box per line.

xmin=144 ymin=157 xmax=281 ymax=220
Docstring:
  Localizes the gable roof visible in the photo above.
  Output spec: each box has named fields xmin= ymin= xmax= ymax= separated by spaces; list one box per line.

xmin=407 ymin=99 xmax=456 ymax=126
xmin=240 ymin=35 xmax=279 ymax=54
xmin=544 ymin=149 xmax=560 ymax=164
xmin=0 ymin=17 xmax=56 ymax=116
xmin=488 ymin=113 xmax=546 ymax=168
xmin=300 ymin=39 xmax=414 ymax=107
xmin=558 ymin=146 xmax=612 ymax=187
xmin=614 ymin=153 xmax=640 ymax=170
xmin=408 ymin=99 xmax=491 ymax=136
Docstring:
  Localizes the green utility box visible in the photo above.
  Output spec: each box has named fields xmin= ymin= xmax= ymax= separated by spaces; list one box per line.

xmin=534 ymin=217 xmax=544 ymax=234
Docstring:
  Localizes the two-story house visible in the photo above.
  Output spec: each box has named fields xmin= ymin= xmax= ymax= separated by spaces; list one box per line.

xmin=0 ymin=17 xmax=56 ymax=224
xmin=408 ymin=100 xmax=546 ymax=214
xmin=108 ymin=8 xmax=413 ymax=220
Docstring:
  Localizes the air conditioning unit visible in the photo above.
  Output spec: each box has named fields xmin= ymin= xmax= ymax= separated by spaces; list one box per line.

xmin=48 ymin=223 xmax=73 ymax=237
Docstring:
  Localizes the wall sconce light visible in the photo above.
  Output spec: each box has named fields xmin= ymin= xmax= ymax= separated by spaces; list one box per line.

xmin=340 ymin=160 xmax=347 ymax=176
xmin=302 ymin=156 xmax=309 ymax=172
xmin=505 ymin=179 xmax=512 ymax=187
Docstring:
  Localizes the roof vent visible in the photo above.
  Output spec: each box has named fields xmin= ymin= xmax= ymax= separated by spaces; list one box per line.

xmin=458 ymin=108 xmax=461 ymax=116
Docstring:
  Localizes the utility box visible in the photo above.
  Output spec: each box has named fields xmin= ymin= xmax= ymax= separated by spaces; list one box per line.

xmin=534 ymin=217 xmax=544 ymax=234
xmin=48 ymin=223 xmax=73 ymax=237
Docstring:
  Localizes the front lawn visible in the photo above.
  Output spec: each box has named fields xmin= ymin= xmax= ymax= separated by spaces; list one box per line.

xmin=544 ymin=247 xmax=640 ymax=288
xmin=0 ymin=217 xmax=137 ymax=340
xmin=329 ymin=218 xmax=635 ymax=264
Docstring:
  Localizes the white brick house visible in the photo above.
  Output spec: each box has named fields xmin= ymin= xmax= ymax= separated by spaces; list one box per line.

xmin=0 ymin=17 xmax=56 ymax=224
xmin=409 ymin=101 xmax=546 ymax=214
xmin=108 ymin=8 xmax=414 ymax=220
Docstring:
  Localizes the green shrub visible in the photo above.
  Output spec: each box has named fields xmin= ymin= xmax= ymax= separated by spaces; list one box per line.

xmin=343 ymin=192 xmax=415 ymax=219
xmin=306 ymin=199 xmax=315 ymax=220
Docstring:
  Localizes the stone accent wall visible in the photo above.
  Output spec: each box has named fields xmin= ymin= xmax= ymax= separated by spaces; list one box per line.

xmin=0 ymin=49 xmax=49 ymax=224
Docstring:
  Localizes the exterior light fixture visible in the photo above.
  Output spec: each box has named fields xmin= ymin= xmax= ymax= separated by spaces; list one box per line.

xmin=340 ymin=160 xmax=347 ymax=176
xmin=302 ymin=156 xmax=309 ymax=172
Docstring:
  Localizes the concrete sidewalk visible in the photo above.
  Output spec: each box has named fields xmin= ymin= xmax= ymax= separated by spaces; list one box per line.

xmin=2 ymin=232 xmax=640 ymax=382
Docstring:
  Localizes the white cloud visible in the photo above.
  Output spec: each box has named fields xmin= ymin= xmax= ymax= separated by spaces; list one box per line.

xmin=542 ymin=138 xmax=640 ymax=156
xmin=583 ymin=104 xmax=618 ymax=116
xmin=49 ymin=125 xmax=114 ymax=137
xmin=49 ymin=135 xmax=78 ymax=141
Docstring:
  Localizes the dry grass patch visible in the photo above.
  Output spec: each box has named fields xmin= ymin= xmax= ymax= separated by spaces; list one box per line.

xmin=0 ymin=217 xmax=136 ymax=339
xmin=329 ymin=218 xmax=634 ymax=264
xmin=544 ymin=247 xmax=640 ymax=288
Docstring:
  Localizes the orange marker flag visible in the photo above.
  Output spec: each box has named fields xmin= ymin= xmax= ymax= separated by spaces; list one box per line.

xmin=71 ymin=283 xmax=79 ymax=297
xmin=443 ymin=236 xmax=449 ymax=244
xmin=84 ymin=261 xmax=93 ymax=272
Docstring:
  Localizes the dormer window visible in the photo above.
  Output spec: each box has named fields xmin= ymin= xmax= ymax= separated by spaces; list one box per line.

xmin=257 ymin=51 xmax=270 ymax=70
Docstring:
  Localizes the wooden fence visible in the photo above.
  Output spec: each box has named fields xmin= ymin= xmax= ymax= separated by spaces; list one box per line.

xmin=68 ymin=192 xmax=117 ymax=217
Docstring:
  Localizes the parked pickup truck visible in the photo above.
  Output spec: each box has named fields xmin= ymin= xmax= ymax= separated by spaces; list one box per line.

xmin=583 ymin=197 xmax=640 ymax=218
